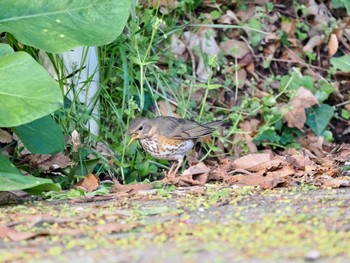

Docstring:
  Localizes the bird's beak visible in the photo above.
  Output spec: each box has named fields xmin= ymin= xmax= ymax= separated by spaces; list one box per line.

xmin=128 ymin=133 xmax=140 ymax=146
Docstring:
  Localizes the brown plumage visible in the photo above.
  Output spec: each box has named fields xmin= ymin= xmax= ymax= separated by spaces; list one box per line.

xmin=128 ymin=116 xmax=222 ymax=176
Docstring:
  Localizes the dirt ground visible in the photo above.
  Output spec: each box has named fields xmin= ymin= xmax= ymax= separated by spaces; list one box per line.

xmin=1 ymin=186 xmax=350 ymax=262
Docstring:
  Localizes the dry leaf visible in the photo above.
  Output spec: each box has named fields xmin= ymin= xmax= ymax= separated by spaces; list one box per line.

xmin=182 ymin=162 xmax=211 ymax=176
xmin=284 ymin=49 xmax=306 ymax=64
xmin=0 ymin=129 xmax=12 ymax=143
xmin=220 ymin=39 xmax=250 ymax=59
xmin=158 ymin=100 xmax=180 ymax=117
xmin=328 ymin=33 xmax=338 ymax=57
xmin=322 ymin=178 xmax=350 ymax=188
xmin=233 ymin=153 xmax=272 ymax=170
xmin=281 ymin=20 xmax=297 ymax=37
xmin=239 ymin=120 xmax=259 ymax=153
xmin=284 ymin=87 xmax=318 ymax=130
xmin=95 ymin=141 xmax=114 ymax=158
xmin=164 ymin=162 xmax=216 ymax=187
xmin=184 ymin=28 xmax=220 ymax=82
xmin=0 ymin=225 xmax=48 ymax=241
xmin=71 ymin=130 xmax=81 ymax=151
xmin=29 ymin=153 xmax=72 ymax=172
xmin=303 ymin=35 xmax=323 ymax=53
xmin=266 ymin=166 xmax=295 ymax=179
xmin=233 ymin=174 xmax=285 ymax=189
xmin=218 ymin=10 xmax=239 ymax=24
xmin=297 ymin=131 xmax=324 ymax=157
xmin=236 ymin=68 xmax=247 ymax=89
xmin=171 ymin=34 xmax=186 ymax=56
xmin=74 ymin=174 xmax=100 ymax=192
xmin=113 ymin=181 xmax=153 ymax=194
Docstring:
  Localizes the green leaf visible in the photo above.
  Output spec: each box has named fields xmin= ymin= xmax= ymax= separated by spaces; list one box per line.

xmin=341 ymin=109 xmax=350 ymax=119
xmin=210 ymin=10 xmax=221 ymax=19
xmin=13 ymin=115 xmax=64 ymax=154
xmin=280 ymin=75 xmax=314 ymax=93
xmin=0 ymin=51 xmax=63 ymax=127
xmin=332 ymin=0 xmax=350 ymax=14
xmin=331 ymin=55 xmax=350 ymax=72
xmin=315 ymin=82 xmax=335 ymax=102
xmin=0 ymin=43 xmax=14 ymax=56
xmin=280 ymin=127 xmax=303 ymax=145
xmin=0 ymin=154 xmax=60 ymax=193
xmin=306 ymin=104 xmax=334 ymax=136
xmin=207 ymin=84 xmax=222 ymax=90
xmin=0 ymin=0 xmax=131 ymax=53
xmin=254 ymin=129 xmax=280 ymax=143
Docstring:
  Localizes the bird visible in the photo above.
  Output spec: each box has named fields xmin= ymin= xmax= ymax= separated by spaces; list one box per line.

xmin=128 ymin=116 xmax=223 ymax=177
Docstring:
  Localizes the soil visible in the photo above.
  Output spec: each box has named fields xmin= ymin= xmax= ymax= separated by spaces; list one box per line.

xmin=1 ymin=186 xmax=350 ymax=262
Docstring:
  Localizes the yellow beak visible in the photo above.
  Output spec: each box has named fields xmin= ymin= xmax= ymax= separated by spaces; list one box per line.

xmin=128 ymin=134 xmax=139 ymax=146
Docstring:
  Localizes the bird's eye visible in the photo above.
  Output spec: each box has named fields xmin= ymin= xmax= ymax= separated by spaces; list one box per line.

xmin=138 ymin=126 xmax=143 ymax=131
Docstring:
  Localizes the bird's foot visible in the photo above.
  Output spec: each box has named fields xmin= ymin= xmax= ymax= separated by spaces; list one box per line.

xmin=163 ymin=169 xmax=177 ymax=179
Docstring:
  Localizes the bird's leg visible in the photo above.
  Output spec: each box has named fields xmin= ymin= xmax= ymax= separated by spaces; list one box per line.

xmin=167 ymin=162 xmax=176 ymax=176
xmin=168 ymin=159 xmax=183 ymax=177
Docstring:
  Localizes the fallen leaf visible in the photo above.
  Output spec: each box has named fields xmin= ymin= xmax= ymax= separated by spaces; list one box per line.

xmin=322 ymin=178 xmax=350 ymax=188
xmin=284 ymin=87 xmax=318 ymax=130
xmin=30 ymin=153 xmax=73 ymax=172
xmin=95 ymin=141 xmax=115 ymax=158
xmin=284 ymin=48 xmax=306 ymax=64
xmin=233 ymin=153 xmax=272 ymax=170
xmin=266 ymin=166 xmax=295 ymax=178
xmin=233 ymin=174 xmax=286 ymax=189
xmin=113 ymin=181 xmax=153 ymax=195
xmin=158 ymin=100 xmax=180 ymax=117
xmin=0 ymin=129 xmax=12 ymax=143
xmin=239 ymin=119 xmax=259 ymax=153
xmin=183 ymin=28 xmax=220 ymax=82
xmin=74 ymin=174 xmax=100 ymax=192
xmin=281 ymin=20 xmax=297 ymax=37
xmin=171 ymin=33 xmax=186 ymax=56
xmin=328 ymin=33 xmax=338 ymax=57
xmin=218 ymin=10 xmax=239 ymax=24
xmin=303 ymin=35 xmax=323 ymax=53
xmin=182 ymin=162 xmax=210 ymax=176
xmin=297 ymin=131 xmax=324 ymax=157
xmin=332 ymin=144 xmax=350 ymax=162
xmin=0 ymin=225 xmax=48 ymax=241
xmin=285 ymin=154 xmax=315 ymax=169
xmin=95 ymin=222 xmax=135 ymax=234
xmin=220 ymin=39 xmax=250 ymax=59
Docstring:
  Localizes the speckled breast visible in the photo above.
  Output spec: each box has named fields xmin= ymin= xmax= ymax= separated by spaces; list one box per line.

xmin=139 ymin=136 xmax=194 ymax=161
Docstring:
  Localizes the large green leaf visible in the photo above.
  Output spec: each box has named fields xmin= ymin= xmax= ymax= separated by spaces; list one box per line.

xmin=0 ymin=154 xmax=61 ymax=193
xmin=0 ymin=43 xmax=13 ymax=56
xmin=306 ymin=104 xmax=335 ymax=136
xmin=331 ymin=55 xmax=350 ymax=72
xmin=0 ymin=0 xmax=131 ymax=53
xmin=0 ymin=50 xmax=63 ymax=127
xmin=13 ymin=115 xmax=64 ymax=154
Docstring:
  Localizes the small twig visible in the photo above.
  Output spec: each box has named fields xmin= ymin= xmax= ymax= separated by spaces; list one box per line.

xmin=263 ymin=56 xmax=329 ymax=72
xmin=336 ymin=100 xmax=350 ymax=108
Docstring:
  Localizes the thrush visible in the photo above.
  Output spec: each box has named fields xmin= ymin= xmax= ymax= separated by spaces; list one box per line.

xmin=128 ymin=116 xmax=222 ymax=176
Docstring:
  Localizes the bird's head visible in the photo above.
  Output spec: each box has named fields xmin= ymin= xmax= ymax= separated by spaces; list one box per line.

xmin=128 ymin=118 xmax=153 ymax=145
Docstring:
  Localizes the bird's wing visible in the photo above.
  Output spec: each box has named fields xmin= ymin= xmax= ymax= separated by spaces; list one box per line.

xmin=157 ymin=117 xmax=216 ymax=139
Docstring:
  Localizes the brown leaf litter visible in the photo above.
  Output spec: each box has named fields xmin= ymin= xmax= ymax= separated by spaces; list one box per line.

xmin=161 ymin=144 xmax=350 ymax=190
xmin=0 ymin=225 xmax=48 ymax=242
xmin=74 ymin=174 xmax=100 ymax=192
xmin=29 ymin=153 xmax=73 ymax=172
